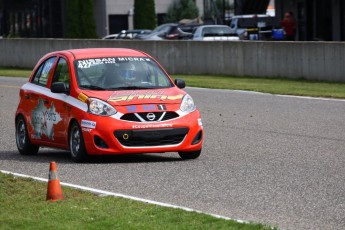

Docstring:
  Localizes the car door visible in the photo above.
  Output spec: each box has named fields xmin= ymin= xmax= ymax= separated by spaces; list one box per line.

xmin=48 ymin=56 xmax=71 ymax=146
xmin=24 ymin=56 xmax=57 ymax=144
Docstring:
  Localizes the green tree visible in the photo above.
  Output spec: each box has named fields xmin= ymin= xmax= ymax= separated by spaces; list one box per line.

xmin=66 ymin=0 xmax=97 ymax=38
xmin=134 ymin=0 xmax=156 ymax=30
xmin=164 ymin=0 xmax=199 ymax=23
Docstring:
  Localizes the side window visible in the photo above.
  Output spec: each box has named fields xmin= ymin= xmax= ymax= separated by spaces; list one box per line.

xmin=32 ymin=57 xmax=56 ymax=87
xmin=52 ymin=58 xmax=70 ymax=90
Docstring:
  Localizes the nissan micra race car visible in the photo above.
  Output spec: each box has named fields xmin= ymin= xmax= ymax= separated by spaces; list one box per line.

xmin=15 ymin=48 xmax=203 ymax=162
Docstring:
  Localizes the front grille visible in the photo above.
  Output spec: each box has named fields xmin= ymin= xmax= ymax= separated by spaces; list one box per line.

xmin=121 ymin=112 xmax=179 ymax=122
xmin=114 ymin=128 xmax=189 ymax=147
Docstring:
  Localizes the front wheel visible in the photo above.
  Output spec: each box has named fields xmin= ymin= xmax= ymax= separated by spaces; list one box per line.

xmin=69 ymin=122 xmax=88 ymax=162
xmin=15 ymin=115 xmax=39 ymax=155
xmin=178 ymin=149 xmax=201 ymax=160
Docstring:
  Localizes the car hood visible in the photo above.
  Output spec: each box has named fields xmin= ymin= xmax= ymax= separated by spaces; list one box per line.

xmin=79 ymin=87 xmax=186 ymax=106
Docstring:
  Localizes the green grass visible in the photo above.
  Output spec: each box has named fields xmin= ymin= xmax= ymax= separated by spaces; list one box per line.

xmin=1 ymin=67 xmax=345 ymax=99
xmin=176 ymin=75 xmax=345 ymax=99
xmin=0 ymin=172 xmax=273 ymax=230
xmin=0 ymin=67 xmax=32 ymax=77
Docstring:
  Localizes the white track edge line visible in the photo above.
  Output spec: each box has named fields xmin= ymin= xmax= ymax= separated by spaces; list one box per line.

xmin=188 ymin=87 xmax=345 ymax=102
xmin=0 ymin=170 xmax=246 ymax=224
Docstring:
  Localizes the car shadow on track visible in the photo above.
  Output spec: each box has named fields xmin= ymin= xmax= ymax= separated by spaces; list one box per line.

xmin=0 ymin=149 xmax=184 ymax=164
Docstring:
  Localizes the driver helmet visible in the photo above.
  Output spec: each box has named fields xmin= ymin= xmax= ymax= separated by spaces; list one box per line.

xmin=119 ymin=62 xmax=136 ymax=81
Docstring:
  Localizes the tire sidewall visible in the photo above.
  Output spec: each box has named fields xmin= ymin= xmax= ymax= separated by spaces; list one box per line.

xmin=15 ymin=115 xmax=39 ymax=155
xmin=69 ymin=122 xmax=87 ymax=162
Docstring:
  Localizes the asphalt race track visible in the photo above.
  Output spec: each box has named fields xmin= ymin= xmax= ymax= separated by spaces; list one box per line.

xmin=1 ymin=76 xmax=345 ymax=229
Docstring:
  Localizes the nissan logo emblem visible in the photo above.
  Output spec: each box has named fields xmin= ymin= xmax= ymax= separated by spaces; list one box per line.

xmin=146 ymin=113 xmax=156 ymax=121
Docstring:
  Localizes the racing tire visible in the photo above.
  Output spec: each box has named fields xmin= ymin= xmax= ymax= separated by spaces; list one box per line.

xmin=69 ymin=122 xmax=88 ymax=163
xmin=178 ymin=149 xmax=201 ymax=160
xmin=15 ymin=115 xmax=39 ymax=155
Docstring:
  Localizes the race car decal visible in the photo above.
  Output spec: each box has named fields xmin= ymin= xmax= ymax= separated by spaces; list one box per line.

xmin=22 ymin=83 xmax=88 ymax=112
xmin=30 ymin=98 xmax=62 ymax=140
xmin=108 ymin=92 xmax=184 ymax=102
xmin=143 ymin=104 xmax=156 ymax=111
xmin=78 ymin=92 xmax=88 ymax=102
xmin=157 ymin=105 xmax=166 ymax=110
xmin=126 ymin=105 xmax=137 ymax=112
xmin=132 ymin=124 xmax=173 ymax=129
xmin=126 ymin=104 xmax=167 ymax=112
xmin=81 ymin=120 xmax=96 ymax=129
xmin=77 ymin=57 xmax=151 ymax=68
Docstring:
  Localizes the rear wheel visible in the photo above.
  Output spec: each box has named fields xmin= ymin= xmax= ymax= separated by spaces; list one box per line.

xmin=15 ymin=115 xmax=39 ymax=155
xmin=178 ymin=149 xmax=201 ymax=160
xmin=69 ymin=122 xmax=88 ymax=162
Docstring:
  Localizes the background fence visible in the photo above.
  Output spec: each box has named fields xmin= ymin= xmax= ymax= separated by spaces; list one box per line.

xmin=0 ymin=38 xmax=344 ymax=82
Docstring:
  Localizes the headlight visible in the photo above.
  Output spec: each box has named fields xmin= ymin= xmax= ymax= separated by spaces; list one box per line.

xmin=180 ymin=94 xmax=196 ymax=113
xmin=87 ymin=98 xmax=117 ymax=116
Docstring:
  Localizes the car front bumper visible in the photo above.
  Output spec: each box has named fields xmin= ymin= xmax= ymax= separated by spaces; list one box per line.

xmin=80 ymin=110 xmax=203 ymax=155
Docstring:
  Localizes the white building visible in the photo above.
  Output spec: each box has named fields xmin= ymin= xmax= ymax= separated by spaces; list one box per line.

xmin=94 ymin=0 xmax=204 ymax=37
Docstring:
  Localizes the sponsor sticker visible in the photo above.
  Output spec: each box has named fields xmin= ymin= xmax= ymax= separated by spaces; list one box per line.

xmin=132 ymin=124 xmax=173 ymax=129
xmin=30 ymin=98 xmax=62 ymax=140
xmin=143 ymin=104 xmax=156 ymax=111
xmin=198 ymin=118 xmax=203 ymax=127
xmin=81 ymin=120 xmax=96 ymax=129
xmin=77 ymin=57 xmax=151 ymax=69
xmin=78 ymin=93 xmax=88 ymax=102
xmin=157 ymin=104 xmax=166 ymax=111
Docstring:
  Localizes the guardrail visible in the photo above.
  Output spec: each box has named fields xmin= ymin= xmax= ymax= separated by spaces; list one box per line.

xmin=0 ymin=38 xmax=344 ymax=82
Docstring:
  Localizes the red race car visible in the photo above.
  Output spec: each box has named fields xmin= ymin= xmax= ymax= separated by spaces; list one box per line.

xmin=15 ymin=48 xmax=203 ymax=162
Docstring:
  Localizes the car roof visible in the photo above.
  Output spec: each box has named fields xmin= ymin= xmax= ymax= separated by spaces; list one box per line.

xmin=53 ymin=48 xmax=148 ymax=60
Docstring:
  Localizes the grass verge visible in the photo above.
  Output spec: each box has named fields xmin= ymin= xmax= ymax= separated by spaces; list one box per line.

xmin=176 ymin=75 xmax=345 ymax=99
xmin=0 ymin=68 xmax=32 ymax=78
xmin=0 ymin=68 xmax=344 ymax=99
xmin=0 ymin=172 xmax=274 ymax=230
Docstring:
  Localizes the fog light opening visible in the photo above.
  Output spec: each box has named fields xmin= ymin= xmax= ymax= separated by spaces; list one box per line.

xmin=94 ymin=135 xmax=109 ymax=149
xmin=191 ymin=130 xmax=203 ymax=145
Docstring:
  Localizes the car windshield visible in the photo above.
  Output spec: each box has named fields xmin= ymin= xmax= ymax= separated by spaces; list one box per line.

xmin=152 ymin=24 xmax=175 ymax=33
xmin=237 ymin=17 xmax=278 ymax=28
xmin=202 ymin=27 xmax=232 ymax=37
xmin=75 ymin=57 xmax=173 ymax=90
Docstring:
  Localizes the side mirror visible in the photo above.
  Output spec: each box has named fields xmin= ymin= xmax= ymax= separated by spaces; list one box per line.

xmin=174 ymin=78 xmax=185 ymax=89
xmin=51 ymin=82 xmax=68 ymax=94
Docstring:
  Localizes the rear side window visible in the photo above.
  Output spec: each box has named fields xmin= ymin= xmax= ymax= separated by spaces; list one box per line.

xmin=32 ymin=57 xmax=56 ymax=87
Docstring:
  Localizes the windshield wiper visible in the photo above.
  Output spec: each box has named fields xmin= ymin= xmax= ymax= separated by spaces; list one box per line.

xmin=80 ymin=85 xmax=106 ymax=90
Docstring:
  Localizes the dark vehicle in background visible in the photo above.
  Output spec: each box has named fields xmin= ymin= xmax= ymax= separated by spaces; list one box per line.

xmin=102 ymin=29 xmax=152 ymax=40
xmin=136 ymin=23 xmax=200 ymax=41
xmin=192 ymin=25 xmax=239 ymax=41
xmin=229 ymin=14 xmax=280 ymax=40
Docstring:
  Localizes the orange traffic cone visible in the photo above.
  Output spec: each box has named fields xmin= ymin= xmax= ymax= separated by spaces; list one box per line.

xmin=46 ymin=161 xmax=63 ymax=201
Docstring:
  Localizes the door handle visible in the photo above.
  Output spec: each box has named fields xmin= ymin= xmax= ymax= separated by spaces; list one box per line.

xmin=43 ymin=99 xmax=49 ymax=105
xmin=24 ymin=94 xmax=30 ymax=99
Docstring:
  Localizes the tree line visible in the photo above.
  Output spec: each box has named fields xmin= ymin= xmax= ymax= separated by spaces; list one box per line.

xmin=67 ymin=0 xmax=198 ymax=38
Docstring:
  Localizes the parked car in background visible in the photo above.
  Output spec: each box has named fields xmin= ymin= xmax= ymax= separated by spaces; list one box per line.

xmin=136 ymin=23 xmax=194 ymax=40
xmin=229 ymin=14 xmax=279 ymax=40
xmin=102 ymin=34 xmax=118 ymax=40
xmin=115 ymin=29 xmax=152 ymax=39
xmin=102 ymin=29 xmax=152 ymax=40
xmin=192 ymin=25 xmax=239 ymax=41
